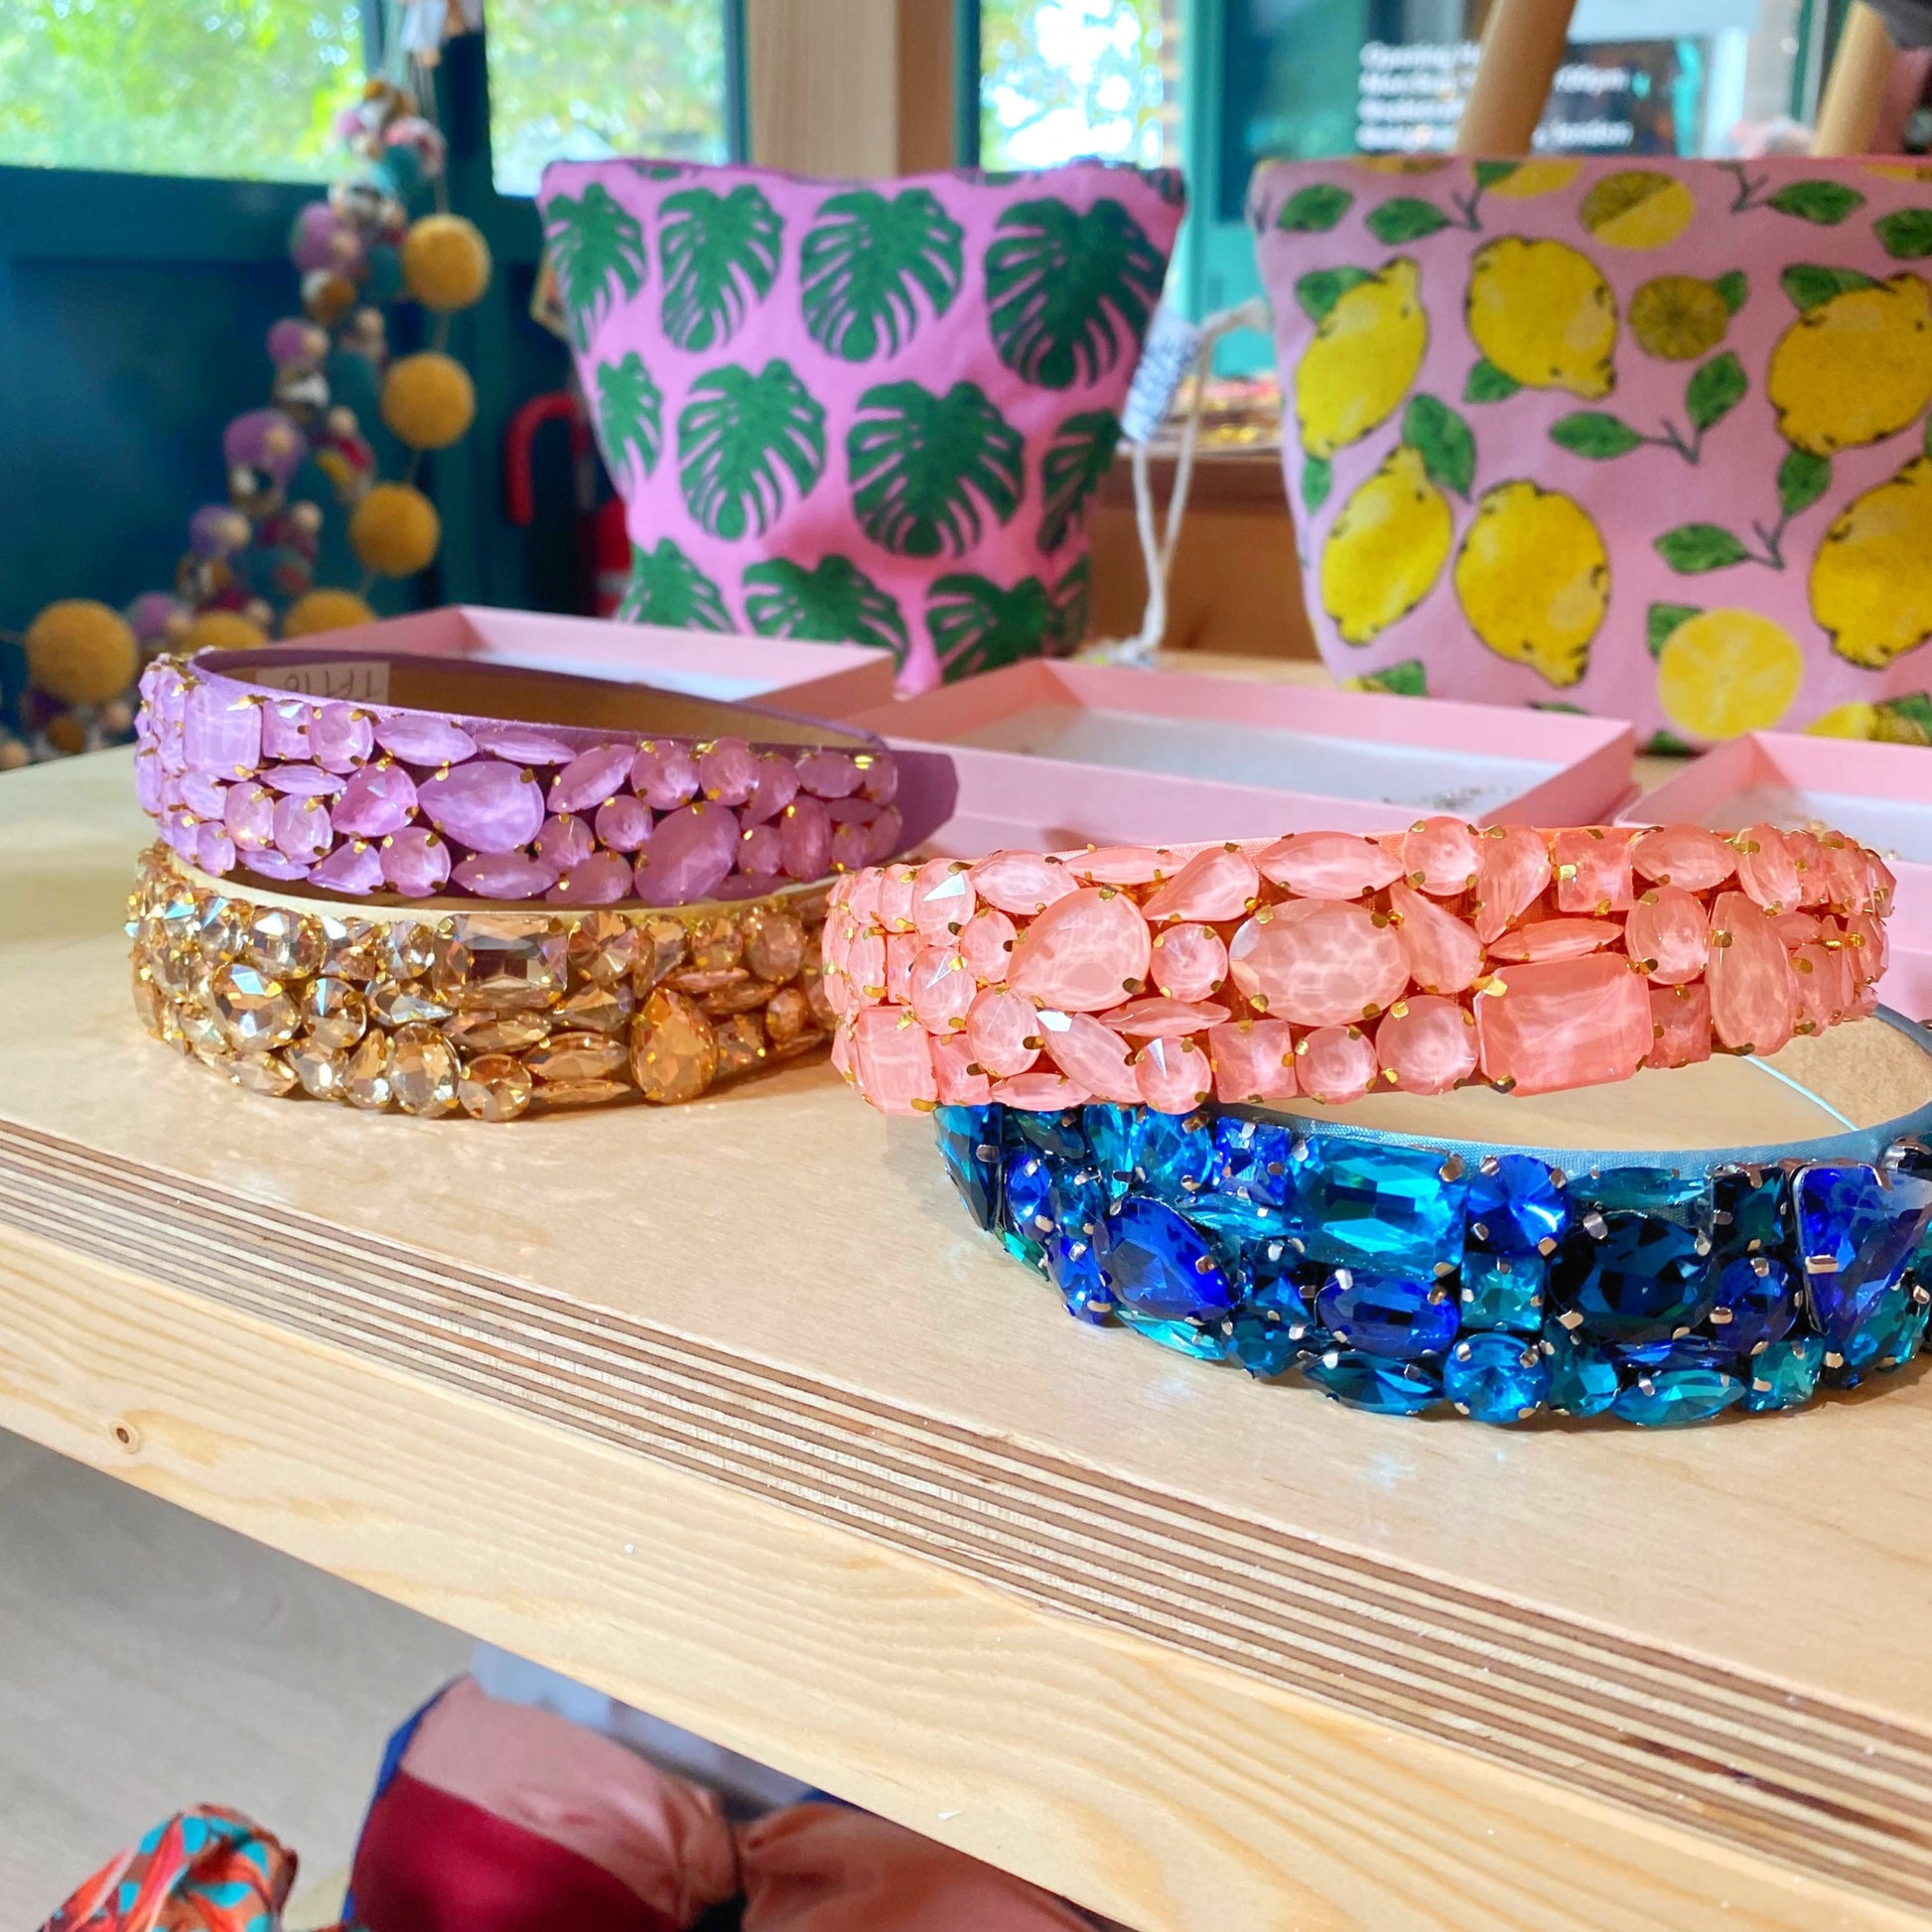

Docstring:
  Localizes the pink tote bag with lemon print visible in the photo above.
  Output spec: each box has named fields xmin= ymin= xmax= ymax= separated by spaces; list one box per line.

xmin=1252 ymin=156 xmax=1932 ymax=751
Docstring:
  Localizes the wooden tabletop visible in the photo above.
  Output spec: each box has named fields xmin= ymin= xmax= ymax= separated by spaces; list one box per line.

xmin=3 ymin=750 xmax=1929 ymax=1932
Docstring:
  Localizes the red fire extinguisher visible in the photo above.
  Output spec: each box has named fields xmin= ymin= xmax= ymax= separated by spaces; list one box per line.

xmin=502 ymin=389 xmax=633 ymax=618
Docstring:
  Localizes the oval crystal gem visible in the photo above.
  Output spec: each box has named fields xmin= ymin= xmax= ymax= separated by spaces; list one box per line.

xmin=1228 ymin=899 xmax=1407 ymax=1027
xmin=1707 ymin=891 xmax=1797 ymax=1055
xmin=1375 ymin=996 xmax=1476 ymax=1094
xmin=1008 ymin=889 xmax=1152 ymax=1013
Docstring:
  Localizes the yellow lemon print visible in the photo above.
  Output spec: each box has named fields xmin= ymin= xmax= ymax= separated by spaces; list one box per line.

xmin=1465 ymin=237 xmax=1618 ymax=398
xmin=1811 ymin=455 xmax=1932 ymax=669
xmin=1579 ymin=171 xmax=1696 ymax=249
xmin=1655 ymin=609 xmax=1803 ymax=740
xmin=1805 ymin=701 xmax=1883 ymax=739
xmin=1453 ymin=482 xmax=1608 ymax=687
xmin=1628 ymin=275 xmax=1730 ymax=360
xmin=1296 ymin=258 xmax=1428 ymax=461
xmin=1485 ymin=159 xmax=1581 ymax=200
xmin=1767 ymin=274 xmax=1932 ymax=456
xmin=1319 ymin=444 xmax=1453 ymax=646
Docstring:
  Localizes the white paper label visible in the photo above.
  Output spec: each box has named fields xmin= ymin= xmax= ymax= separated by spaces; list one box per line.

xmin=1120 ymin=304 xmax=1202 ymax=444
xmin=248 ymin=659 xmax=391 ymax=703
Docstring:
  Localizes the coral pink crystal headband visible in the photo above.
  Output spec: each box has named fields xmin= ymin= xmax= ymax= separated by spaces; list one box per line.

xmin=824 ymin=818 xmax=1894 ymax=1116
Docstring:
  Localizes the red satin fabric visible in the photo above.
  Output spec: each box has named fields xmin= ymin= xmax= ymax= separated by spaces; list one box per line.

xmin=349 ymin=1770 xmax=681 ymax=1932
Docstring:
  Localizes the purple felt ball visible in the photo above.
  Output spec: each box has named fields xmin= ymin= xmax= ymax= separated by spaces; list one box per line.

xmin=267 ymin=318 xmax=329 ymax=371
xmin=222 ymin=409 xmax=308 ymax=485
xmin=125 ymin=591 xmax=185 ymax=645
xmin=189 ymin=503 xmax=251 ymax=559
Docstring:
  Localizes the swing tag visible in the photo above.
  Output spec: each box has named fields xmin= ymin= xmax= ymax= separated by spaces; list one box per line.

xmin=1120 ymin=304 xmax=1202 ymax=445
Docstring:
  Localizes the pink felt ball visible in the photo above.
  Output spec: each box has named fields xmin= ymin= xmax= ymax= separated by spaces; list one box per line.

xmin=267 ymin=318 xmax=330 ymax=371
xmin=289 ymin=202 xmax=362 ymax=274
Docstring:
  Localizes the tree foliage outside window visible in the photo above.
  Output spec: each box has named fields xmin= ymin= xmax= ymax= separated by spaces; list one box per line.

xmin=486 ymin=0 xmax=729 ymax=199
xmin=981 ymin=0 xmax=1174 ymax=173
xmin=0 ymin=1 xmax=364 ymax=182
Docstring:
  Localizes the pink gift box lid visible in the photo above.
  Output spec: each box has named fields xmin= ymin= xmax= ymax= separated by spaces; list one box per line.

xmin=248 ymin=604 xmax=897 ymax=719
xmin=1624 ymin=731 xmax=1932 ymax=1023
xmin=849 ymin=660 xmax=1635 ymax=856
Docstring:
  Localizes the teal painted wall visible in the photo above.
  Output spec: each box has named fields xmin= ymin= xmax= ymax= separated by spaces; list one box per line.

xmin=0 ymin=30 xmax=580 ymax=636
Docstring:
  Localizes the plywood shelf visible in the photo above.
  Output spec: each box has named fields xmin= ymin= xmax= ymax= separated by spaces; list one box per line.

xmin=3 ymin=750 xmax=1930 ymax=1932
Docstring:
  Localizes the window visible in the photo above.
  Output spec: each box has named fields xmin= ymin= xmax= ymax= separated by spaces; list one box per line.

xmin=1219 ymin=0 xmax=1818 ymax=224
xmin=0 ymin=1 xmax=364 ymax=182
xmin=485 ymin=0 xmax=733 ymax=199
xmin=979 ymin=0 xmax=1179 ymax=172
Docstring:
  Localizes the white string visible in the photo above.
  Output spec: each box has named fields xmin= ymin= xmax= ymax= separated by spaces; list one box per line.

xmin=1090 ymin=295 xmax=1272 ymax=668
xmin=1742 ymin=1053 xmax=1859 ymax=1130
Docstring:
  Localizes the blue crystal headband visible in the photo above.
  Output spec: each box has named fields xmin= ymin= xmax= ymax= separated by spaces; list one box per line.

xmin=930 ymin=1013 xmax=1932 ymax=1426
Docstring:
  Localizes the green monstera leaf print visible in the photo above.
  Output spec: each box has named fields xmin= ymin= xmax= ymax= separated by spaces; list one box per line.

xmin=743 ymin=556 xmax=909 ymax=666
xmin=616 ymin=539 xmax=733 ymax=631
xmin=543 ymin=184 xmax=648 ymax=348
xmin=657 ymin=184 xmax=782 ymax=352
xmin=799 ymin=188 xmax=965 ymax=361
xmin=985 ymin=197 xmax=1167 ymax=390
xmin=928 ymin=572 xmax=1058 ymax=680
xmin=1051 ymin=556 xmax=1091 ymax=650
xmin=595 ymin=351 xmax=663 ymax=488
xmin=677 ymin=361 xmax=826 ymax=541
xmin=847 ymin=380 xmax=1025 ymax=558
xmin=1037 ymin=410 xmax=1121 ymax=554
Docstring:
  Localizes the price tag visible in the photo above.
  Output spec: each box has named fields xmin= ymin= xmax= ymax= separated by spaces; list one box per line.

xmin=248 ymin=659 xmax=391 ymax=703
xmin=1119 ymin=303 xmax=1202 ymax=445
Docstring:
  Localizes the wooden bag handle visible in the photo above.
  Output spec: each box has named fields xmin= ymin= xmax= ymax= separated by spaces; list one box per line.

xmin=1813 ymin=1 xmax=1905 ymax=154
xmin=1454 ymin=0 xmax=1579 ymax=156
xmin=1455 ymin=0 xmax=1909 ymax=160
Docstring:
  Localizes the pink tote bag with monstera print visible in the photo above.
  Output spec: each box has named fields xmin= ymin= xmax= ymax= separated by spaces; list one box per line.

xmin=1252 ymin=156 xmax=1932 ymax=751
xmin=538 ymin=159 xmax=1185 ymax=694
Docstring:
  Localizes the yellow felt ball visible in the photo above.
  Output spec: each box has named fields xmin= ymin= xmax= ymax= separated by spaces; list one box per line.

xmin=401 ymin=213 xmax=491 ymax=312
xmin=24 ymin=599 xmax=138 ymax=706
xmin=283 ymin=589 xmax=377 ymax=637
xmin=179 ymin=610 xmax=270 ymax=653
xmin=380 ymin=352 xmax=477 ymax=450
xmin=350 ymin=483 xmax=441 ymax=577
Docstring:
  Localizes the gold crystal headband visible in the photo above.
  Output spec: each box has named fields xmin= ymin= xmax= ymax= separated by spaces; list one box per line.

xmin=127 ymin=844 xmax=832 ymax=1120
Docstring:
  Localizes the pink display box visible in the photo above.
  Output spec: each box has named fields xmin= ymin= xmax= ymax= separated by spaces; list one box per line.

xmin=848 ymin=660 xmax=1635 ymax=855
xmin=1626 ymin=732 xmax=1932 ymax=1023
xmin=260 ymin=604 xmax=897 ymax=718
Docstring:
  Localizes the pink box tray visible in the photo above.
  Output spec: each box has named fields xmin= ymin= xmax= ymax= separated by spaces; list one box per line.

xmin=1625 ymin=731 xmax=1932 ymax=1023
xmin=849 ymin=660 xmax=1635 ymax=855
xmin=261 ymin=604 xmax=897 ymax=720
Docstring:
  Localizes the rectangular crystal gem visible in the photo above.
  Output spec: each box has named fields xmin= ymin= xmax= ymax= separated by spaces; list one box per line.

xmin=1288 ymin=1139 xmax=1467 ymax=1275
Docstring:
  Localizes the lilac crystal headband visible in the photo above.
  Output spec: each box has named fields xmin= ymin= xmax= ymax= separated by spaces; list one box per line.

xmin=135 ymin=648 xmax=956 ymax=907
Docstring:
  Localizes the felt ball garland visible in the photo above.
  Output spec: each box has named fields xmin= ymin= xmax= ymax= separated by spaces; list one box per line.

xmin=7 ymin=20 xmax=485 ymax=767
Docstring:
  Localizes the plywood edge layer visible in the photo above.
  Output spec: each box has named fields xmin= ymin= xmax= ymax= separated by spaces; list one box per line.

xmin=4 ymin=1119 xmax=1931 ymax=1911
xmin=13 ymin=1228 xmax=1929 ymax=1932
